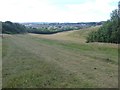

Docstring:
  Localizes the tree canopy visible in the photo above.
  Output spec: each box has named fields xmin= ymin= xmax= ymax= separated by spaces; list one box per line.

xmin=2 ymin=21 xmax=27 ymax=34
xmin=87 ymin=1 xmax=120 ymax=44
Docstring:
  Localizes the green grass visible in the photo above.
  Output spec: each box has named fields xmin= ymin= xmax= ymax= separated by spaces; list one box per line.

xmin=29 ymin=36 xmax=118 ymax=64
xmin=2 ymin=27 xmax=118 ymax=88
xmin=68 ymin=26 xmax=100 ymax=39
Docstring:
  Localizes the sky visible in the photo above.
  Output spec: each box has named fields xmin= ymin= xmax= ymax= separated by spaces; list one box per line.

xmin=0 ymin=0 xmax=119 ymax=22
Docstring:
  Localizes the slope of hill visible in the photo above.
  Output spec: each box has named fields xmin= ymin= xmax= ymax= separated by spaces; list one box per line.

xmin=29 ymin=26 xmax=100 ymax=43
xmin=2 ymin=26 xmax=118 ymax=88
xmin=30 ymin=26 xmax=117 ymax=48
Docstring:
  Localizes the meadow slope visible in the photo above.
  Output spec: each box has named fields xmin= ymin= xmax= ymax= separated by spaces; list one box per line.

xmin=2 ymin=27 xmax=118 ymax=88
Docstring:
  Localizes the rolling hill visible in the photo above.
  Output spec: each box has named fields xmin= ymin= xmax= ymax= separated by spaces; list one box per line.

xmin=2 ymin=26 xmax=118 ymax=88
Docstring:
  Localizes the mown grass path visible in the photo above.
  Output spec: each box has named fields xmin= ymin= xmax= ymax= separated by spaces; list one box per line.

xmin=2 ymin=33 xmax=118 ymax=88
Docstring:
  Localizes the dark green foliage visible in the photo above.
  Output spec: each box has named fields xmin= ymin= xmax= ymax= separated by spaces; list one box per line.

xmin=87 ymin=1 xmax=120 ymax=44
xmin=2 ymin=21 xmax=27 ymax=34
xmin=27 ymin=26 xmax=77 ymax=34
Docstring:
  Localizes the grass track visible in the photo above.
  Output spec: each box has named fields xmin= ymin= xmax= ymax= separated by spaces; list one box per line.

xmin=2 ymin=27 xmax=118 ymax=88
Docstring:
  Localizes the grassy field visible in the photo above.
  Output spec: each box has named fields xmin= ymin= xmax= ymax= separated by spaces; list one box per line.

xmin=2 ymin=26 xmax=118 ymax=88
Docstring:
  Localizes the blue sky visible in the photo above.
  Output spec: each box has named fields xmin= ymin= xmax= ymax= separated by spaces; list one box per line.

xmin=0 ymin=0 xmax=119 ymax=22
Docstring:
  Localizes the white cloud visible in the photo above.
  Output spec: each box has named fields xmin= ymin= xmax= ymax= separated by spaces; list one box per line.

xmin=64 ymin=0 xmax=119 ymax=22
xmin=0 ymin=0 xmax=119 ymax=22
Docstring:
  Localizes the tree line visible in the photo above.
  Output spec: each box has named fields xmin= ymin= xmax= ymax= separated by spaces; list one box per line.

xmin=27 ymin=26 xmax=78 ymax=34
xmin=87 ymin=1 xmax=120 ymax=44
xmin=2 ymin=21 xmax=27 ymax=34
xmin=2 ymin=21 xmax=102 ymax=34
xmin=2 ymin=21 xmax=80 ymax=34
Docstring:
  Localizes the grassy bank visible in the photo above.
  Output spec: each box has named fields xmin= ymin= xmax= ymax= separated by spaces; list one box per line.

xmin=2 ymin=27 xmax=118 ymax=88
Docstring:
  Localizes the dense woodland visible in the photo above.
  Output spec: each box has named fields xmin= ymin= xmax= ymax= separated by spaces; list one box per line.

xmin=87 ymin=1 xmax=120 ymax=44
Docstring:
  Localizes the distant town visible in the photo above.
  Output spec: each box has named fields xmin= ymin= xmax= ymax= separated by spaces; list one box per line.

xmin=21 ymin=21 xmax=104 ymax=29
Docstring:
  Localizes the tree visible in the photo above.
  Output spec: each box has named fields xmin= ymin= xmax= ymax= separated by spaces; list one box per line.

xmin=86 ymin=1 xmax=120 ymax=44
xmin=118 ymin=1 xmax=120 ymax=18
xmin=2 ymin=21 xmax=27 ymax=34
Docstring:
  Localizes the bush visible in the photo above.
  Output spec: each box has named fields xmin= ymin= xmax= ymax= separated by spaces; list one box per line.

xmin=86 ymin=1 xmax=120 ymax=44
xmin=2 ymin=21 xmax=27 ymax=34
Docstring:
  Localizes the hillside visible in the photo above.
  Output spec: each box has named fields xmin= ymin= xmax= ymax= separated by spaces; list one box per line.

xmin=29 ymin=26 xmax=100 ymax=43
xmin=2 ymin=26 xmax=118 ymax=88
xmin=30 ymin=26 xmax=117 ymax=48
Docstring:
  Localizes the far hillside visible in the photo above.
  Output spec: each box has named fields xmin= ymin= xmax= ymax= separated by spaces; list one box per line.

xmin=2 ymin=21 xmax=103 ymax=34
xmin=30 ymin=26 xmax=118 ymax=48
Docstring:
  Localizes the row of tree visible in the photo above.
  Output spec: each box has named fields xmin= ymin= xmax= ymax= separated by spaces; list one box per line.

xmin=27 ymin=26 xmax=77 ymax=34
xmin=87 ymin=1 xmax=120 ymax=44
